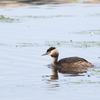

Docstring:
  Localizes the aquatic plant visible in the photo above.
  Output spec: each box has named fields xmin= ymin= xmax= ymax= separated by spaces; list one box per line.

xmin=0 ymin=15 xmax=19 ymax=23
xmin=21 ymin=15 xmax=74 ymax=19
xmin=87 ymin=13 xmax=100 ymax=17
xmin=16 ymin=43 xmax=40 ymax=47
xmin=0 ymin=41 xmax=100 ymax=48
xmin=45 ymin=41 xmax=100 ymax=48
xmin=70 ymin=79 xmax=100 ymax=84
xmin=73 ymin=30 xmax=100 ymax=35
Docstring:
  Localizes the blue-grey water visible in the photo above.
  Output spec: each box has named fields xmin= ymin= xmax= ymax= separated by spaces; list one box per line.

xmin=0 ymin=3 xmax=100 ymax=100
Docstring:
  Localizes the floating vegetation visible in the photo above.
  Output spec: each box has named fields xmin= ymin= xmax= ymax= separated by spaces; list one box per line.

xmin=21 ymin=15 xmax=74 ymax=19
xmin=16 ymin=43 xmax=40 ymax=47
xmin=0 ymin=14 xmax=73 ymax=22
xmin=88 ymin=69 xmax=100 ymax=76
xmin=0 ymin=15 xmax=73 ymax=23
xmin=70 ymin=79 xmax=100 ymax=84
xmin=0 ymin=15 xmax=20 ymax=23
xmin=43 ymin=77 xmax=100 ymax=84
xmin=73 ymin=30 xmax=100 ymax=35
xmin=87 ymin=13 xmax=100 ymax=17
xmin=45 ymin=41 xmax=100 ymax=48
xmin=0 ymin=41 xmax=100 ymax=48
xmin=0 ymin=43 xmax=13 ymax=47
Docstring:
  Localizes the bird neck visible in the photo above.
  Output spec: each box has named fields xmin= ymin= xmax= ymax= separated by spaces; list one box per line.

xmin=51 ymin=56 xmax=58 ymax=67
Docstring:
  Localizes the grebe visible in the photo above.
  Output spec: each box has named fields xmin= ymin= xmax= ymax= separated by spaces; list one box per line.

xmin=42 ymin=47 xmax=94 ymax=73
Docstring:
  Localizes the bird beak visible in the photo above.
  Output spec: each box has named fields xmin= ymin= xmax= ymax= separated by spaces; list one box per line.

xmin=41 ymin=52 xmax=49 ymax=56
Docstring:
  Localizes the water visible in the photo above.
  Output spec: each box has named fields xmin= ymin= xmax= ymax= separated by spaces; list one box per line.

xmin=0 ymin=3 xmax=100 ymax=100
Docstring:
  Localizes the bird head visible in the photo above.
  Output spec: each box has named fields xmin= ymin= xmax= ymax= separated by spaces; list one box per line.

xmin=42 ymin=47 xmax=59 ymax=58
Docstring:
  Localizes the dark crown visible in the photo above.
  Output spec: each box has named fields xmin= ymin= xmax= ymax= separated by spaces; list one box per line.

xmin=47 ymin=47 xmax=56 ymax=52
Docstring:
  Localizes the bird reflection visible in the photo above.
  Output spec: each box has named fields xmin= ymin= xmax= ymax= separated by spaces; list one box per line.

xmin=50 ymin=66 xmax=58 ymax=80
xmin=47 ymin=65 xmax=88 ymax=80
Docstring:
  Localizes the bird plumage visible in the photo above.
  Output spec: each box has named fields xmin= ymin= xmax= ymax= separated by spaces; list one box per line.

xmin=42 ymin=47 xmax=94 ymax=73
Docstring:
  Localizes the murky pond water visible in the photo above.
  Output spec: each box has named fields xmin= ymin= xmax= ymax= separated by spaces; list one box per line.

xmin=0 ymin=3 xmax=100 ymax=100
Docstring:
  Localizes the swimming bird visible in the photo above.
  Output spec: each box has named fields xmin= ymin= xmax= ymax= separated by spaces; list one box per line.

xmin=42 ymin=47 xmax=94 ymax=73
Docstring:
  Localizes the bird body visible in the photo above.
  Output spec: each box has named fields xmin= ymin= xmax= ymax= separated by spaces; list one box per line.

xmin=42 ymin=47 xmax=94 ymax=73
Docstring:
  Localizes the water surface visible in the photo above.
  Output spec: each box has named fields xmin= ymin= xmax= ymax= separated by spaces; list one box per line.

xmin=0 ymin=3 xmax=100 ymax=100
